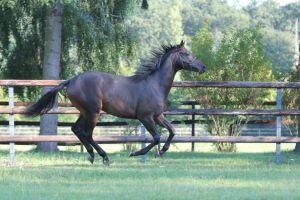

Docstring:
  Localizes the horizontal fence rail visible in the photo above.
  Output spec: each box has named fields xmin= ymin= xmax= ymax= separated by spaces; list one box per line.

xmin=2 ymin=80 xmax=300 ymax=88
xmin=173 ymin=81 xmax=300 ymax=88
xmin=0 ymin=80 xmax=63 ymax=86
xmin=165 ymin=109 xmax=300 ymax=116
xmin=1 ymin=135 xmax=300 ymax=143
xmin=2 ymin=107 xmax=300 ymax=116
xmin=0 ymin=119 xmax=281 ymax=126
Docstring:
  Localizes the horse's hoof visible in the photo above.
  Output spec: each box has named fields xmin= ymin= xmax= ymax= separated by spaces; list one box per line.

xmin=102 ymin=157 xmax=112 ymax=166
xmin=156 ymin=150 xmax=165 ymax=158
xmin=129 ymin=151 xmax=136 ymax=157
xmin=154 ymin=151 xmax=161 ymax=158
xmin=88 ymin=155 xmax=94 ymax=164
xmin=103 ymin=160 xmax=113 ymax=166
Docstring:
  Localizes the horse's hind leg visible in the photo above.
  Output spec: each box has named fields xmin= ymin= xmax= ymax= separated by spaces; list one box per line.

xmin=72 ymin=115 xmax=95 ymax=164
xmin=155 ymin=114 xmax=175 ymax=156
xmin=84 ymin=113 xmax=110 ymax=165
xmin=129 ymin=116 xmax=160 ymax=157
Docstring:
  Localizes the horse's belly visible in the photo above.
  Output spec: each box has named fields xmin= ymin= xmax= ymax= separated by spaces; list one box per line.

xmin=102 ymin=101 xmax=137 ymax=119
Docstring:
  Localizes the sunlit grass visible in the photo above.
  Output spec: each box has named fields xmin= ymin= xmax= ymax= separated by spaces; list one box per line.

xmin=0 ymin=144 xmax=300 ymax=200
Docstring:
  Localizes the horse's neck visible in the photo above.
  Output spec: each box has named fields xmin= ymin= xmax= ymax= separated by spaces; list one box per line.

xmin=151 ymin=56 xmax=176 ymax=98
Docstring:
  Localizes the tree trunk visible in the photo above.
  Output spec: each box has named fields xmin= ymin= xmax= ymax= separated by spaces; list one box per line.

xmin=38 ymin=1 xmax=62 ymax=152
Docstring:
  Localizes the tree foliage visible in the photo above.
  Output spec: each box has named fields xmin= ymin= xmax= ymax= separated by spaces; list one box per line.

xmin=182 ymin=0 xmax=250 ymax=36
xmin=0 ymin=0 xmax=298 ymax=94
xmin=182 ymin=24 xmax=273 ymax=151
xmin=180 ymin=0 xmax=298 ymax=75
xmin=0 ymin=0 xmax=138 ymax=98
xmin=126 ymin=0 xmax=184 ymax=67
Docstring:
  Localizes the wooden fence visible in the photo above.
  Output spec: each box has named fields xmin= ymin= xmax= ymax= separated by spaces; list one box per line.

xmin=1 ymin=135 xmax=299 ymax=143
xmin=1 ymin=80 xmax=300 ymax=164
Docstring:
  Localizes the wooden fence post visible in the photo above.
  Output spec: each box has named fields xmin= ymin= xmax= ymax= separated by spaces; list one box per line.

xmin=191 ymin=103 xmax=195 ymax=152
xmin=276 ymin=87 xmax=282 ymax=164
xmin=9 ymin=87 xmax=15 ymax=165
xmin=140 ymin=124 xmax=146 ymax=162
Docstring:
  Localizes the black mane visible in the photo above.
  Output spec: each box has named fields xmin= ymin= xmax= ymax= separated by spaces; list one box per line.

xmin=131 ymin=43 xmax=182 ymax=80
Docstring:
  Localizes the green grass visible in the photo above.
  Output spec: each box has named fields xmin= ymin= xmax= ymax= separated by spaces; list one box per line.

xmin=0 ymin=144 xmax=300 ymax=200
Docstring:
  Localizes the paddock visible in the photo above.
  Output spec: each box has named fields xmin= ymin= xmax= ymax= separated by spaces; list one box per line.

xmin=1 ymin=147 xmax=300 ymax=200
xmin=1 ymin=80 xmax=300 ymax=164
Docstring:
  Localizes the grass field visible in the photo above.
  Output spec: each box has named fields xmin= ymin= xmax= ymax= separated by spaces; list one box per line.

xmin=0 ymin=143 xmax=300 ymax=200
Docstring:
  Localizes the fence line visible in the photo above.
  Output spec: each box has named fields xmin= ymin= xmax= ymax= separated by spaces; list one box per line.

xmin=2 ymin=107 xmax=300 ymax=116
xmin=1 ymin=135 xmax=300 ymax=143
xmin=173 ymin=81 xmax=300 ymax=88
xmin=1 ymin=80 xmax=300 ymax=164
xmin=2 ymin=79 xmax=300 ymax=88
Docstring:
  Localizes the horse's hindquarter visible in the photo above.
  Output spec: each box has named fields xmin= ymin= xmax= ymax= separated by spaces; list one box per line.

xmin=67 ymin=72 xmax=104 ymax=117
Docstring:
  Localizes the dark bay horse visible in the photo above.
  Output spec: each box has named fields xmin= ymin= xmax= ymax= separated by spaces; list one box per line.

xmin=26 ymin=41 xmax=206 ymax=165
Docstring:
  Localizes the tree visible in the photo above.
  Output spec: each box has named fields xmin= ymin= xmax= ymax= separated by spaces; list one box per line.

xmin=0 ymin=0 xmax=138 ymax=89
xmin=260 ymin=28 xmax=294 ymax=75
xmin=180 ymin=0 xmax=297 ymax=75
xmin=245 ymin=0 xmax=299 ymax=75
xmin=182 ymin=24 xmax=272 ymax=151
xmin=126 ymin=0 xmax=184 ymax=66
xmin=0 ymin=0 xmax=140 ymax=152
xmin=38 ymin=0 xmax=62 ymax=152
xmin=181 ymin=0 xmax=250 ymax=38
xmin=284 ymin=19 xmax=300 ymax=153
xmin=0 ymin=2 xmax=46 ymax=98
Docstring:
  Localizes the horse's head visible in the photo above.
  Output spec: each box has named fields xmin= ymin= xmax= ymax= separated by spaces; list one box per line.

xmin=176 ymin=40 xmax=206 ymax=73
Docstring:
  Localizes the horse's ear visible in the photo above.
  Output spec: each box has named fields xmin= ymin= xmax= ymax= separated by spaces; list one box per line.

xmin=180 ymin=40 xmax=185 ymax=47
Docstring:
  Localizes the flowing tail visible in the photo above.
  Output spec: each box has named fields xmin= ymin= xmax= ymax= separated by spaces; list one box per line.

xmin=25 ymin=80 xmax=70 ymax=116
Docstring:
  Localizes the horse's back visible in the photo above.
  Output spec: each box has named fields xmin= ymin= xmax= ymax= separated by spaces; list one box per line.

xmin=67 ymin=72 xmax=143 ymax=118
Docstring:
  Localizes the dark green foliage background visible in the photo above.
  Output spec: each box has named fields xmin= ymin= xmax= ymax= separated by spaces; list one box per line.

xmin=0 ymin=0 xmax=298 ymax=103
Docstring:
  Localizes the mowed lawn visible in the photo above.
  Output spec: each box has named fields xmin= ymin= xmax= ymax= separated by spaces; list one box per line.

xmin=0 ymin=144 xmax=300 ymax=200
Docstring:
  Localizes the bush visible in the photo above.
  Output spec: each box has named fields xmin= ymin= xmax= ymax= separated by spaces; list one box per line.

xmin=182 ymin=24 xmax=273 ymax=152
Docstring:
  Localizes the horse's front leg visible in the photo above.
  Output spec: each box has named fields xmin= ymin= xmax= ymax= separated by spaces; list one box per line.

xmin=129 ymin=116 xmax=160 ymax=157
xmin=155 ymin=114 xmax=175 ymax=156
